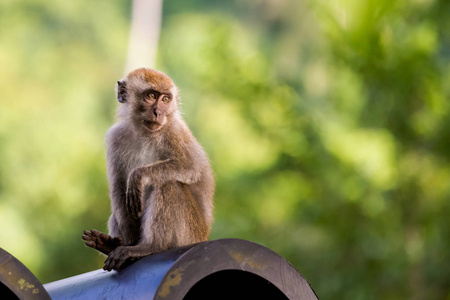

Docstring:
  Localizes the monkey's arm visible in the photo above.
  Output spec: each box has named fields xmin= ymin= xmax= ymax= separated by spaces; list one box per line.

xmin=108 ymin=160 xmax=142 ymax=244
xmin=136 ymin=158 xmax=202 ymax=186
xmin=125 ymin=158 xmax=201 ymax=219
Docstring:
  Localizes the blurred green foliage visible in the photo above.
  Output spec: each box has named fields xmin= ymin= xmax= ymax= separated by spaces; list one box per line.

xmin=0 ymin=0 xmax=449 ymax=299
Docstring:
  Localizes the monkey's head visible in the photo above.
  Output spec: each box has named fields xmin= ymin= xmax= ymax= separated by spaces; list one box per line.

xmin=116 ymin=68 xmax=180 ymax=132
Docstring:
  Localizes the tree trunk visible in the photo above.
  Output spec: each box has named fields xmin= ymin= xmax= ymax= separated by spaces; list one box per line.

xmin=124 ymin=0 xmax=163 ymax=74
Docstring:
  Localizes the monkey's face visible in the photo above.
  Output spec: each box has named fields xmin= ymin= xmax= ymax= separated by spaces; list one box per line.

xmin=117 ymin=68 xmax=179 ymax=132
xmin=137 ymin=88 xmax=175 ymax=131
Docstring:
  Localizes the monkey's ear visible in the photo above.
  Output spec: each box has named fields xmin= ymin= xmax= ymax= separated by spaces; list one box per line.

xmin=117 ymin=80 xmax=127 ymax=103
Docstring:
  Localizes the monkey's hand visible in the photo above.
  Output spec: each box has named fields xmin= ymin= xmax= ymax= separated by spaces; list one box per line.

xmin=82 ymin=230 xmax=122 ymax=256
xmin=126 ymin=169 xmax=143 ymax=219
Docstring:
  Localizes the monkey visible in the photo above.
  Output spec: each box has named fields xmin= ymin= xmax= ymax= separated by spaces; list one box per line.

xmin=82 ymin=68 xmax=214 ymax=271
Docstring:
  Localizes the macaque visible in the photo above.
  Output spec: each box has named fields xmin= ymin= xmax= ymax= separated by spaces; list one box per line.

xmin=82 ymin=68 xmax=214 ymax=271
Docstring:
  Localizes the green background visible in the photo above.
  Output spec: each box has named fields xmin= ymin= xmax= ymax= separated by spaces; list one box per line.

xmin=0 ymin=0 xmax=449 ymax=299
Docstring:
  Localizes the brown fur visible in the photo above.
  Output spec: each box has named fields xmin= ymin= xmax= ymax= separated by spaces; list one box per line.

xmin=83 ymin=68 xmax=214 ymax=271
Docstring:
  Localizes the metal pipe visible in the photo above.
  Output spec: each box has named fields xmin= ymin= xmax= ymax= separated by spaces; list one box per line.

xmin=44 ymin=239 xmax=318 ymax=299
xmin=1 ymin=239 xmax=318 ymax=299
xmin=0 ymin=248 xmax=51 ymax=300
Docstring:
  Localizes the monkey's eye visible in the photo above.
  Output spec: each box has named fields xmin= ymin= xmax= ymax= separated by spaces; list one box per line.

xmin=145 ymin=92 xmax=157 ymax=101
xmin=162 ymin=96 xmax=171 ymax=103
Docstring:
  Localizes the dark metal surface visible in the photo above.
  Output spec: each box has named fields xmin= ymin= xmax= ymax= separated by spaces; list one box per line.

xmin=0 ymin=248 xmax=51 ymax=300
xmin=44 ymin=238 xmax=318 ymax=300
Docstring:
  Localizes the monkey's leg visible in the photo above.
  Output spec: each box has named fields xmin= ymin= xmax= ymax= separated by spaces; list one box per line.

xmin=103 ymin=182 xmax=208 ymax=271
xmin=82 ymin=230 xmax=122 ymax=255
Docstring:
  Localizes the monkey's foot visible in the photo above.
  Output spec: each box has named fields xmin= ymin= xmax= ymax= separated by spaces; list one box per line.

xmin=103 ymin=246 xmax=134 ymax=271
xmin=103 ymin=245 xmax=154 ymax=271
xmin=82 ymin=230 xmax=122 ymax=256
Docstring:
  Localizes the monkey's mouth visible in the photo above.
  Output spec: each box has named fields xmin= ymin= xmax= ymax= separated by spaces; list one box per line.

xmin=142 ymin=120 xmax=162 ymax=131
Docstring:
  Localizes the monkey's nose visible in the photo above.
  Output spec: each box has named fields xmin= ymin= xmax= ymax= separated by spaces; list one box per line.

xmin=153 ymin=108 xmax=160 ymax=117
